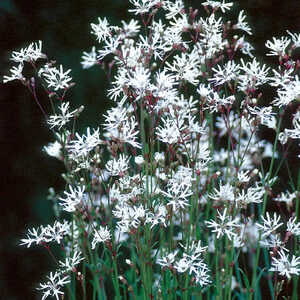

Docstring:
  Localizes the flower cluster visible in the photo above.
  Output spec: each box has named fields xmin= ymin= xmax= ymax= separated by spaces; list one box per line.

xmin=4 ymin=0 xmax=300 ymax=299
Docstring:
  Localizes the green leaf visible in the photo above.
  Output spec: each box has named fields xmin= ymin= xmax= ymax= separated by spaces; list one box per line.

xmin=238 ymin=268 xmax=250 ymax=293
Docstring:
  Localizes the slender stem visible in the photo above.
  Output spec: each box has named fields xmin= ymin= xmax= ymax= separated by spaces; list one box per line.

xmin=29 ymin=82 xmax=47 ymax=118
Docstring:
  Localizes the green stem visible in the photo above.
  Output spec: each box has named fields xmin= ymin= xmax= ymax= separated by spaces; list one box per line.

xmin=112 ymin=257 xmax=121 ymax=300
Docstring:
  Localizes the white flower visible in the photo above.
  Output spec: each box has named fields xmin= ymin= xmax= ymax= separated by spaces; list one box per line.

xmin=10 ymin=40 xmax=46 ymax=64
xmin=107 ymin=69 xmax=129 ymax=101
xmin=232 ymin=234 xmax=245 ymax=248
xmin=168 ymin=166 xmax=195 ymax=191
xmin=208 ymin=183 xmax=235 ymax=203
xmin=197 ymin=84 xmax=212 ymax=98
xmin=287 ymin=30 xmax=300 ymax=48
xmin=146 ymin=204 xmax=168 ymax=228
xmin=91 ymin=17 xmax=113 ymax=42
xmin=273 ymin=191 xmax=296 ymax=206
xmin=161 ymin=185 xmax=193 ymax=212
xmin=256 ymin=212 xmax=283 ymax=238
xmin=163 ymin=0 xmax=185 ymax=19
xmin=265 ymin=36 xmax=290 ymax=57
xmin=238 ymin=58 xmax=269 ymax=92
xmin=103 ymin=106 xmax=128 ymax=131
xmin=156 ymin=112 xmax=186 ymax=144
xmin=260 ymin=234 xmax=288 ymax=252
xmin=59 ymin=185 xmax=86 ymax=212
xmin=91 ymin=226 xmax=111 ymax=249
xmin=285 ymin=111 xmax=300 ymax=139
xmin=47 ymin=102 xmax=76 ymax=129
xmin=205 ymin=208 xmax=240 ymax=240
xmin=40 ymin=64 xmax=72 ymax=91
xmin=128 ymin=0 xmax=159 ymax=15
xmin=169 ymin=14 xmax=190 ymax=33
xmin=248 ymin=106 xmax=276 ymax=129
xmin=270 ymin=250 xmax=300 ymax=279
xmin=152 ymin=70 xmax=178 ymax=102
xmin=199 ymin=14 xmax=226 ymax=57
xmin=194 ymin=266 xmax=211 ymax=287
xmin=272 ymin=75 xmax=300 ymax=107
xmin=205 ymin=92 xmax=235 ymax=112
xmin=269 ymin=68 xmax=293 ymax=88
xmin=38 ymin=272 xmax=70 ymax=300
xmin=3 ymin=63 xmax=25 ymax=83
xmin=43 ymin=141 xmax=62 ymax=159
xmin=209 ymin=60 xmax=240 ymax=86
xmin=234 ymin=10 xmax=252 ymax=35
xmin=156 ymin=169 xmax=167 ymax=181
xmin=106 ymin=154 xmax=130 ymax=176
xmin=20 ymin=226 xmax=46 ymax=248
xmin=202 ymin=0 xmax=233 ymax=13
xmin=287 ymin=217 xmax=300 ymax=236
xmin=117 ymin=41 xmax=144 ymax=69
xmin=236 ymin=184 xmax=265 ymax=206
xmin=134 ymin=155 xmax=144 ymax=165
xmin=128 ymin=65 xmax=151 ymax=98
xmin=176 ymin=253 xmax=206 ymax=275
xmin=67 ymin=127 xmax=101 ymax=157
xmin=193 ymin=142 xmax=211 ymax=170
xmin=163 ymin=22 xmax=187 ymax=51
xmin=172 ymin=241 xmax=211 ymax=287
xmin=59 ymin=250 xmax=84 ymax=272
xmin=174 ymin=256 xmax=191 ymax=273
xmin=157 ymin=251 xmax=178 ymax=267
xmin=81 ymin=46 xmax=98 ymax=69
xmin=138 ymin=31 xmax=165 ymax=61
xmin=110 ymin=174 xmax=143 ymax=203
xmin=20 ymin=221 xmax=70 ymax=247
xmin=182 ymin=240 xmax=208 ymax=256
xmin=235 ymin=35 xmax=255 ymax=58
xmin=113 ymin=204 xmax=147 ymax=232
xmin=237 ymin=170 xmax=251 ymax=183
xmin=43 ymin=221 xmax=71 ymax=244
xmin=121 ymin=19 xmax=141 ymax=38
xmin=97 ymin=35 xmax=121 ymax=60
xmin=106 ymin=115 xmax=141 ymax=148
xmin=154 ymin=152 xmax=165 ymax=162
xmin=165 ymin=51 xmax=200 ymax=85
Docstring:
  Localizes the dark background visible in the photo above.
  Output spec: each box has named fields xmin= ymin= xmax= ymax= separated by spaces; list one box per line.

xmin=1 ymin=0 xmax=300 ymax=299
